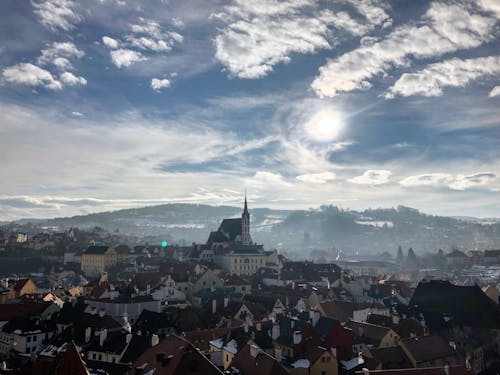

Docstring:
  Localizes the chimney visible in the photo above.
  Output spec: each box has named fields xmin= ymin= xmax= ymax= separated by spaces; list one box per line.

xmin=256 ymin=322 xmax=261 ymax=331
xmin=85 ymin=327 xmax=91 ymax=343
xmin=151 ymin=334 xmax=159 ymax=347
xmin=126 ymin=333 xmax=132 ymax=344
xmin=90 ymin=306 xmax=97 ymax=315
xmin=392 ymin=314 xmax=400 ymax=325
xmin=224 ymin=297 xmax=229 ymax=308
xmin=212 ymin=299 xmax=217 ymax=315
xmin=249 ymin=344 xmax=260 ymax=358
xmin=146 ymin=284 xmax=151 ymax=295
xmin=293 ymin=331 xmax=302 ymax=345
xmin=272 ymin=322 xmax=280 ymax=340
xmin=244 ymin=320 xmax=249 ymax=333
xmin=99 ymin=329 xmax=107 ymax=346
xmin=98 ymin=309 xmax=105 ymax=318
xmin=274 ymin=347 xmax=282 ymax=362
xmin=444 ymin=364 xmax=450 ymax=375
xmin=362 ymin=368 xmax=369 ymax=375
xmin=312 ymin=310 xmax=320 ymax=327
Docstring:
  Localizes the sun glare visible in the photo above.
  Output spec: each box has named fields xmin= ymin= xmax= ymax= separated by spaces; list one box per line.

xmin=309 ymin=111 xmax=343 ymax=141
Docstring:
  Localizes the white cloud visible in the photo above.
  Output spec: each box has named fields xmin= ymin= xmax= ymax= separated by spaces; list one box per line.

xmin=386 ymin=56 xmax=500 ymax=98
xmin=349 ymin=170 xmax=392 ymax=185
xmin=296 ymin=171 xmax=336 ymax=184
xmin=151 ymin=78 xmax=171 ymax=91
xmin=102 ymin=36 xmax=119 ymax=49
xmin=71 ymin=111 xmax=84 ymax=117
xmin=126 ymin=19 xmax=183 ymax=52
xmin=311 ymin=2 xmax=497 ymax=97
xmin=110 ymin=49 xmax=146 ymax=68
xmin=400 ymin=172 xmax=496 ymax=190
xmin=32 ymin=0 xmax=81 ymax=32
xmin=449 ymin=172 xmax=496 ymax=190
xmin=248 ymin=171 xmax=291 ymax=187
xmin=2 ymin=63 xmax=62 ymax=90
xmin=489 ymin=86 xmax=500 ymax=97
xmin=38 ymin=42 xmax=85 ymax=69
xmin=213 ymin=0 xmax=391 ymax=79
xmin=60 ymin=72 xmax=87 ymax=86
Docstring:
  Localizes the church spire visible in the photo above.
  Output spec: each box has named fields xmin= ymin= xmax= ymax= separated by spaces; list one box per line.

xmin=243 ymin=193 xmax=249 ymax=217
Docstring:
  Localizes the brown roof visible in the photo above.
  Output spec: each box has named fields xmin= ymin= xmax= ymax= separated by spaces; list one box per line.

xmin=54 ymin=342 xmax=90 ymax=375
xmin=184 ymin=327 xmax=235 ymax=352
xmin=224 ymin=274 xmax=251 ymax=286
xmin=131 ymin=335 xmax=222 ymax=374
xmin=131 ymin=271 xmax=164 ymax=291
xmin=318 ymin=301 xmax=353 ymax=322
xmin=367 ymin=346 xmax=413 ymax=370
xmin=355 ymin=365 xmax=471 ymax=375
xmin=345 ymin=320 xmax=395 ymax=344
xmin=400 ymin=335 xmax=458 ymax=364
xmin=0 ymin=301 xmax=52 ymax=322
xmin=230 ymin=344 xmax=289 ymax=375
xmin=14 ymin=278 xmax=33 ymax=292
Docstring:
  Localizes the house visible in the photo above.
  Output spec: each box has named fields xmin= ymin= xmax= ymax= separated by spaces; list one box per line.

xmin=85 ymin=295 xmax=161 ymax=322
xmin=345 ymin=320 xmax=400 ymax=351
xmin=33 ymin=341 xmax=91 ymax=375
xmin=224 ymin=274 xmax=252 ymax=295
xmin=129 ymin=335 xmax=223 ymax=374
xmin=446 ymin=250 xmax=469 ymax=267
xmin=364 ymin=345 xmax=413 ymax=370
xmin=81 ymin=245 xmax=118 ymax=277
xmin=483 ymin=249 xmax=500 ymax=265
xmin=13 ymin=278 xmax=37 ymax=298
xmin=289 ymin=345 xmax=339 ymax=375
xmin=192 ymin=269 xmax=224 ymax=294
xmin=399 ymin=335 xmax=463 ymax=368
xmin=0 ymin=317 xmax=57 ymax=355
xmin=229 ymin=343 xmax=289 ymax=375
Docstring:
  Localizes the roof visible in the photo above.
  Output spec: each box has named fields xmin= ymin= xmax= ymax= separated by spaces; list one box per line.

xmin=219 ymin=218 xmax=242 ymax=241
xmin=131 ymin=271 xmax=163 ymax=290
xmin=345 ymin=320 xmax=395 ymax=345
xmin=446 ymin=250 xmax=468 ymax=258
xmin=355 ymin=366 xmax=471 ymax=375
xmin=14 ymin=278 xmax=33 ymax=292
xmin=484 ymin=249 xmax=500 ymax=257
xmin=230 ymin=344 xmax=289 ymax=375
xmin=224 ymin=274 xmax=251 ymax=286
xmin=54 ymin=342 xmax=90 ymax=375
xmin=0 ymin=301 xmax=53 ymax=322
xmin=367 ymin=346 xmax=413 ymax=369
xmin=400 ymin=335 xmax=458 ymax=364
xmin=132 ymin=335 xmax=223 ymax=374
xmin=84 ymin=245 xmax=111 ymax=255
xmin=409 ymin=280 xmax=500 ymax=329
xmin=184 ymin=327 xmax=235 ymax=352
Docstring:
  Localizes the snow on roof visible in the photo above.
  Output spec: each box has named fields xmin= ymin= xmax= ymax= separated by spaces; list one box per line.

xmin=341 ymin=356 xmax=365 ymax=370
xmin=292 ymin=359 xmax=310 ymax=368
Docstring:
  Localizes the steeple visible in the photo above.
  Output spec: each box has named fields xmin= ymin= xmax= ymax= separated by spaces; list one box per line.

xmin=241 ymin=192 xmax=251 ymax=245
xmin=243 ymin=193 xmax=249 ymax=218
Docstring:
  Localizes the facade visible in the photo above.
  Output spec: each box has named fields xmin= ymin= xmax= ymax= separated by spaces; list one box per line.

xmin=209 ymin=197 xmax=281 ymax=276
xmin=81 ymin=245 xmax=118 ymax=277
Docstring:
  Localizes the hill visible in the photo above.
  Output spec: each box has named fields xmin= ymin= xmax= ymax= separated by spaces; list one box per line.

xmin=3 ymin=204 xmax=500 ymax=257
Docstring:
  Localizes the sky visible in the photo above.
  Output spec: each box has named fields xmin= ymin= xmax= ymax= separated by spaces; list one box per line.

xmin=0 ymin=0 xmax=499 ymax=221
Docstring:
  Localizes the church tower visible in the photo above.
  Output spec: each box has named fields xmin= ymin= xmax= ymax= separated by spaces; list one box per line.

xmin=241 ymin=194 xmax=252 ymax=245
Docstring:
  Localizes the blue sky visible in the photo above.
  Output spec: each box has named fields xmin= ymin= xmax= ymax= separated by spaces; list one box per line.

xmin=0 ymin=0 xmax=499 ymax=220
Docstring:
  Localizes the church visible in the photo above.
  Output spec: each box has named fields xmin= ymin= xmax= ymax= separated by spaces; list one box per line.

xmin=208 ymin=196 xmax=280 ymax=276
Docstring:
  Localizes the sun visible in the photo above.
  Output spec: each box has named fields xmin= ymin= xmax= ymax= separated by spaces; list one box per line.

xmin=308 ymin=111 xmax=343 ymax=141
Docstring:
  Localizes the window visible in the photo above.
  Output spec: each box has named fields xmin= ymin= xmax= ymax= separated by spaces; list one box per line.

xmin=33 ymin=336 xmax=37 ymax=342
xmin=27 ymin=337 xmax=31 ymax=343
xmin=321 ymin=357 xmax=325 ymax=363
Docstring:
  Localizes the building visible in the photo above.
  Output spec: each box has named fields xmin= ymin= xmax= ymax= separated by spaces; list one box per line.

xmin=210 ymin=196 xmax=281 ymax=276
xmin=81 ymin=245 xmax=118 ymax=277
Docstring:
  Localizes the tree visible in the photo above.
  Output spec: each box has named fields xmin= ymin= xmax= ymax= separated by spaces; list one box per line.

xmin=406 ymin=247 xmax=419 ymax=267
xmin=396 ymin=245 xmax=404 ymax=264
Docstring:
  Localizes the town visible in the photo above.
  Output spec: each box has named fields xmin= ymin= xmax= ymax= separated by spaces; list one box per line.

xmin=0 ymin=198 xmax=498 ymax=375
